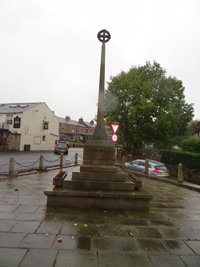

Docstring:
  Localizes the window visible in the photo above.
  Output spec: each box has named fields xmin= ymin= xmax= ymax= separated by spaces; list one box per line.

xmin=14 ymin=116 xmax=21 ymax=128
xmin=42 ymin=135 xmax=46 ymax=142
xmin=138 ymin=161 xmax=145 ymax=167
xmin=34 ymin=136 xmax=41 ymax=144
xmin=7 ymin=119 xmax=12 ymax=125
xmin=6 ymin=114 xmax=13 ymax=125
xmin=43 ymin=121 xmax=49 ymax=130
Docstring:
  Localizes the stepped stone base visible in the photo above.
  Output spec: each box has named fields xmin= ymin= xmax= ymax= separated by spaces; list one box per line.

xmin=44 ymin=188 xmax=153 ymax=210
xmin=63 ymin=179 xmax=135 ymax=191
xmin=44 ymin=139 xmax=153 ymax=210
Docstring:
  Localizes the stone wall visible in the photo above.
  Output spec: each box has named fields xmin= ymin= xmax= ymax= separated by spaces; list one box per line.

xmin=0 ymin=132 xmax=20 ymax=151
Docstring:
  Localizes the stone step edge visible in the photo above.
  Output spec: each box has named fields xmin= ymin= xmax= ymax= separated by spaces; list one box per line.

xmin=44 ymin=189 xmax=153 ymax=199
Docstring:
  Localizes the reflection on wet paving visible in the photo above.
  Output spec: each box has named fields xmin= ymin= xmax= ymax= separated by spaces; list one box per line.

xmin=92 ymin=236 xmax=138 ymax=251
xmin=0 ymin=169 xmax=200 ymax=266
xmin=164 ymin=240 xmax=195 ymax=255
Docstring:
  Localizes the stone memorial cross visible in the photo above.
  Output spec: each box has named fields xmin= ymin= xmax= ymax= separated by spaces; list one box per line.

xmin=93 ymin=29 xmax=111 ymax=140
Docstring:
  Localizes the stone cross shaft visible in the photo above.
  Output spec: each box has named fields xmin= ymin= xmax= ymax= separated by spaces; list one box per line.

xmin=93 ymin=29 xmax=111 ymax=140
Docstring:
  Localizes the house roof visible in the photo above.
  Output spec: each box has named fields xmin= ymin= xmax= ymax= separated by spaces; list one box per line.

xmin=0 ymin=102 xmax=44 ymax=114
xmin=56 ymin=116 xmax=95 ymax=128
xmin=56 ymin=116 xmax=81 ymax=126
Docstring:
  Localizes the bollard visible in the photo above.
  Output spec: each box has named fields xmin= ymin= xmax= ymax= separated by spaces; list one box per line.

xmin=178 ymin=163 xmax=183 ymax=183
xmin=145 ymin=159 xmax=149 ymax=175
xmin=74 ymin=153 xmax=78 ymax=165
xmin=60 ymin=153 xmax=64 ymax=168
xmin=39 ymin=155 xmax=44 ymax=172
xmin=121 ymin=156 xmax=126 ymax=168
xmin=9 ymin=157 xmax=15 ymax=177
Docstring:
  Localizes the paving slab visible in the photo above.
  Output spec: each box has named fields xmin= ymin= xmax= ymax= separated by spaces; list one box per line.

xmin=134 ymin=226 xmax=163 ymax=239
xmin=0 ymin=232 xmax=26 ymax=247
xmin=180 ymin=255 xmax=200 ymax=267
xmin=186 ymin=240 xmax=200 ymax=254
xmin=11 ymin=221 xmax=40 ymax=233
xmin=0 ymin=248 xmax=27 ymax=267
xmin=0 ymin=168 xmax=200 ymax=266
xmin=53 ymin=234 xmax=77 ymax=250
xmin=149 ymin=254 xmax=186 ymax=267
xmin=98 ymin=251 xmax=152 ymax=267
xmin=20 ymin=249 xmax=58 ymax=267
xmin=163 ymin=240 xmax=195 ymax=255
xmin=36 ymin=221 xmax=63 ymax=234
xmin=92 ymin=236 xmax=138 ymax=251
xmin=136 ymin=239 xmax=167 ymax=254
xmin=19 ymin=233 xmax=56 ymax=249
xmin=55 ymin=250 xmax=98 ymax=267
xmin=0 ymin=219 xmax=17 ymax=231
xmin=13 ymin=204 xmax=38 ymax=213
xmin=158 ymin=225 xmax=188 ymax=239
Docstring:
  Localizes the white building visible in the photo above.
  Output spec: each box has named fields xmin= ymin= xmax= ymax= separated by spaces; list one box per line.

xmin=0 ymin=102 xmax=59 ymax=151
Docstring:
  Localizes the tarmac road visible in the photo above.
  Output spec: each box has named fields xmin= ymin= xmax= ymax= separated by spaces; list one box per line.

xmin=0 ymin=148 xmax=83 ymax=174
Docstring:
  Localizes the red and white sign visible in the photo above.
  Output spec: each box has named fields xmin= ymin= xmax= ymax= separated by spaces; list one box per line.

xmin=111 ymin=124 xmax=119 ymax=134
xmin=112 ymin=134 xmax=118 ymax=142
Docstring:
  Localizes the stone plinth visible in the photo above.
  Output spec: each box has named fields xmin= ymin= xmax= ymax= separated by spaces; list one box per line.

xmin=44 ymin=188 xmax=153 ymax=210
xmin=82 ymin=139 xmax=115 ymax=166
xmin=44 ymin=140 xmax=153 ymax=210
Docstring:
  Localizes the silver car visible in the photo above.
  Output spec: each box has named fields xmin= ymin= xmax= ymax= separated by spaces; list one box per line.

xmin=125 ymin=159 xmax=169 ymax=177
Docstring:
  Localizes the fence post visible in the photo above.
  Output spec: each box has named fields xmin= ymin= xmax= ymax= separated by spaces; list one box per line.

xmin=60 ymin=153 xmax=64 ymax=168
xmin=9 ymin=157 xmax=15 ymax=177
xmin=145 ymin=159 xmax=149 ymax=175
xmin=178 ymin=163 xmax=183 ymax=183
xmin=74 ymin=153 xmax=78 ymax=165
xmin=39 ymin=155 xmax=44 ymax=172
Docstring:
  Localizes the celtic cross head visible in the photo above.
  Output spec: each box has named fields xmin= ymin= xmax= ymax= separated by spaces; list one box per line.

xmin=97 ymin=29 xmax=111 ymax=43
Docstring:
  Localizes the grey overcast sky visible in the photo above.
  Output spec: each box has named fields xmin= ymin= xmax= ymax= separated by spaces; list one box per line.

xmin=0 ymin=0 xmax=200 ymax=122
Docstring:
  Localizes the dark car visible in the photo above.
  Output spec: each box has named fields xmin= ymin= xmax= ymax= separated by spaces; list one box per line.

xmin=54 ymin=142 xmax=69 ymax=155
xmin=125 ymin=159 xmax=169 ymax=177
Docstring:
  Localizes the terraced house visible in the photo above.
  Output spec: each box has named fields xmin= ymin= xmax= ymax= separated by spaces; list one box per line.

xmin=57 ymin=116 xmax=95 ymax=142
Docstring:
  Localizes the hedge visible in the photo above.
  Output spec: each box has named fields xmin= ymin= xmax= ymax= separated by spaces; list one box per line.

xmin=181 ymin=137 xmax=200 ymax=153
xmin=160 ymin=149 xmax=200 ymax=171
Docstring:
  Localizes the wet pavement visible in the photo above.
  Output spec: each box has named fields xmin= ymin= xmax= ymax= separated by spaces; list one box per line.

xmin=0 ymin=167 xmax=200 ymax=266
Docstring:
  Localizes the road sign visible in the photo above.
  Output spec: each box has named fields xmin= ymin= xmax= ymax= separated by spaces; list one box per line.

xmin=112 ymin=134 xmax=118 ymax=142
xmin=111 ymin=124 xmax=119 ymax=133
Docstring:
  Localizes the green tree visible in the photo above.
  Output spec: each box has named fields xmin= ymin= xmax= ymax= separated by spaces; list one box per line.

xmin=187 ymin=120 xmax=200 ymax=135
xmin=105 ymin=61 xmax=194 ymax=153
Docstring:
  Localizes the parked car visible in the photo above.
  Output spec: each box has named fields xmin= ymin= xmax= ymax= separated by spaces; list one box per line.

xmin=54 ymin=142 xmax=69 ymax=155
xmin=57 ymin=140 xmax=71 ymax=148
xmin=125 ymin=159 xmax=169 ymax=177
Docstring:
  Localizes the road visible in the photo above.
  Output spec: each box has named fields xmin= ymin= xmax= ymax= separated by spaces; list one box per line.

xmin=0 ymin=148 xmax=83 ymax=174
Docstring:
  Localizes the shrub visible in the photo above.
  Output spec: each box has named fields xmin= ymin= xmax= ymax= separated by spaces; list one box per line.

xmin=160 ymin=149 xmax=200 ymax=171
xmin=181 ymin=137 xmax=200 ymax=153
